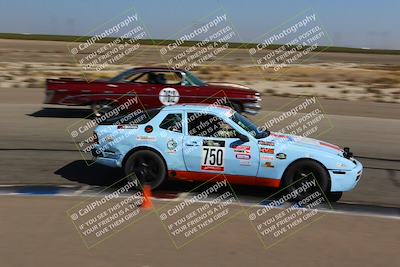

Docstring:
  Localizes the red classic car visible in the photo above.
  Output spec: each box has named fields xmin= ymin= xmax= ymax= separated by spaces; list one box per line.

xmin=44 ymin=67 xmax=261 ymax=116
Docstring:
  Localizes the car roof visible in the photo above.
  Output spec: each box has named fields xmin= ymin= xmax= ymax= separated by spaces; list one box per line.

xmin=162 ymin=104 xmax=234 ymax=116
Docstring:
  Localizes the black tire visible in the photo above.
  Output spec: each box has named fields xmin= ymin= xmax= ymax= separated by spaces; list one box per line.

xmin=124 ymin=150 xmax=167 ymax=190
xmin=282 ymin=159 xmax=330 ymax=201
xmin=91 ymin=100 xmax=116 ymax=117
xmin=327 ymin=192 xmax=343 ymax=202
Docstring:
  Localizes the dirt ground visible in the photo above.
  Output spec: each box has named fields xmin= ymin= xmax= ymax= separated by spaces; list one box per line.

xmin=0 ymin=39 xmax=400 ymax=103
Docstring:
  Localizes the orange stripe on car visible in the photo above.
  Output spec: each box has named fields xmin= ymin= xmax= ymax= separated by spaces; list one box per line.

xmin=319 ymin=141 xmax=341 ymax=151
xmin=169 ymin=171 xmax=281 ymax=188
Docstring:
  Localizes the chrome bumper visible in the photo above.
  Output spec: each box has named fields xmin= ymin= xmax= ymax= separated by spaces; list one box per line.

xmin=243 ymin=92 xmax=262 ymax=115
xmin=243 ymin=102 xmax=261 ymax=115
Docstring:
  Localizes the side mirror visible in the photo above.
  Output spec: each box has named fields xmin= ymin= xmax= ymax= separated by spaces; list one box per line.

xmin=238 ymin=133 xmax=249 ymax=143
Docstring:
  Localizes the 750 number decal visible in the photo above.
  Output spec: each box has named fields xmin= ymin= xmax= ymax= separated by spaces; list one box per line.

xmin=201 ymin=146 xmax=225 ymax=171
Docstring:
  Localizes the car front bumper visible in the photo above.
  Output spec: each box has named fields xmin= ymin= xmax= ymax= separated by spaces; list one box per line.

xmin=329 ymin=158 xmax=363 ymax=192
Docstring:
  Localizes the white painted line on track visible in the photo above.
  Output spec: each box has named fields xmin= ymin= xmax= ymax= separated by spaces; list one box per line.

xmin=0 ymin=185 xmax=398 ymax=220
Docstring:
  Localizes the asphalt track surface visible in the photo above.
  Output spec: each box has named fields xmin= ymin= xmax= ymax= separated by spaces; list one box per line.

xmin=0 ymin=87 xmax=399 ymax=207
xmin=0 ymin=196 xmax=399 ymax=267
xmin=0 ymin=87 xmax=399 ymax=266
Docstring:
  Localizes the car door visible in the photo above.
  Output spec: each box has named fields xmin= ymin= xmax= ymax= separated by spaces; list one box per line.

xmin=157 ymin=71 xmax=200 ymax=106
xmin=154 ymin=70 xmax=211 ymax=106
xmin=130 ymin=72 xmax=162 ymax=109
xmin=182 ymin=111 xmax=259 ymax=178
xmin=157 ymin=112 xmax=186 ymax=171
xmin=116 ymin=70 xmax=179 ymax=109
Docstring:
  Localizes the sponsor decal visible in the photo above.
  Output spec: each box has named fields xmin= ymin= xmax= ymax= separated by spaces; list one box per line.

xmin=276 ymin=153 xmax=287 ymax=160
xmin=117 ymin=125 xmax=138 ymax=129
xmin=270 ymin=133 xmax=288 ymax=139
xmin=167 ymin=139 xmax=178 ymax=154
xmin=263 ymin=162 xmax=274 ymax=168
xmin=260 ymin=148 xmax=274 ymax=154
xmin=232 ymin=145 xmax=251 ymax=155
xmin=271 ymin=133 xmax=294 ymax=142
xmin=203 ymin=139 xmax=225 ymax=147
xmin=233 ymin=149 xmax=249 ymax=154
xmin=232 ymin=145 xmax=250 ymax=149
xmin=236 ymin=154 xmax=251 ymax=160
xmin=159 ymin=87 xmax=180 ymax=106
xmin=144 ymin=125 xmax=153 ymax=133
xmin=258 ymin=140 xmax=275 ymax=146
xmin=201 ymin=139 xmax=225 ymax=172
xmin=260 ymin=156 xmax=274 ymax=161
xmin=136 ymin=136 xmax=156 ymax=142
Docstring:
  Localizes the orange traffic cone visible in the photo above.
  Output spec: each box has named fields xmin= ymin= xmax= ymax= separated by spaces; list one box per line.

xmin=141 ymin=184 xmax=153 ymax=209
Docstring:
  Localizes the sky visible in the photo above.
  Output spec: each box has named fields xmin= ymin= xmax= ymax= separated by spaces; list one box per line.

xmin=0 ymin=0 xmax=399 ymax=49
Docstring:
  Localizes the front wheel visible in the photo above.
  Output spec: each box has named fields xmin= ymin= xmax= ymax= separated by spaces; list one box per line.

xmin=124 ymin=150 xmax=167 ymax=190
xmin=282 ymin=159 xmax=330 ymax=201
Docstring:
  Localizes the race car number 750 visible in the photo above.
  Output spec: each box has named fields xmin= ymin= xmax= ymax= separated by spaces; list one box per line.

xmin=201 ymin=146 xmax=225 ymax=171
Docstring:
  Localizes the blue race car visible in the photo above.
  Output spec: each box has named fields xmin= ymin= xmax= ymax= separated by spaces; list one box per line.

xmin=91 ymin=104 xmax=362 ymax=202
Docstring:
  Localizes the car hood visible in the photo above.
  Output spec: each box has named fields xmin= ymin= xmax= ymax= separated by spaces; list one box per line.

xmin=260 ymin=132 xmax=343 ymax=156
xmin=206 ymin=82 xmax=257 ymax=94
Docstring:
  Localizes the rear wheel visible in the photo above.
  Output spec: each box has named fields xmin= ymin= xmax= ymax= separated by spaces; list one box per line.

xmin=124 ymin=150 xmax=167 ymax=190
xmin=282 ymin=159 xmax=330 ymax=201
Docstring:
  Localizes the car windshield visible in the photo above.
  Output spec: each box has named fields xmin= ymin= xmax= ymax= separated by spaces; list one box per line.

xmin=184 ymin=71 xmax=206 ymax=86
xmin=230 ymin=112 xmax=269 ymax=139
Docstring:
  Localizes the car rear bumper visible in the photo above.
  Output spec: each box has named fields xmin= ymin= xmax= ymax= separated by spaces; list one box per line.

xmin=91 ymin=147 xmax=123 ymax=168
xmin=43 ymin=90 xmax=56 ymax=104
xmin=329 ymin=159 xmax=363 ymax=192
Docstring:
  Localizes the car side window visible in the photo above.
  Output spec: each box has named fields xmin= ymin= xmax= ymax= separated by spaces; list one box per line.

xmin=147 ymin=71 xmax=183 ymax=85
xmin=124 ymin=72 xmax=148 ymax=83
xmin=160 ymin=113 xmax=183 ymax=133
xmin=124 ymin=71 xmax=183 ymax=85
xmin=187 ymin=113 xmax=239 ymax=138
